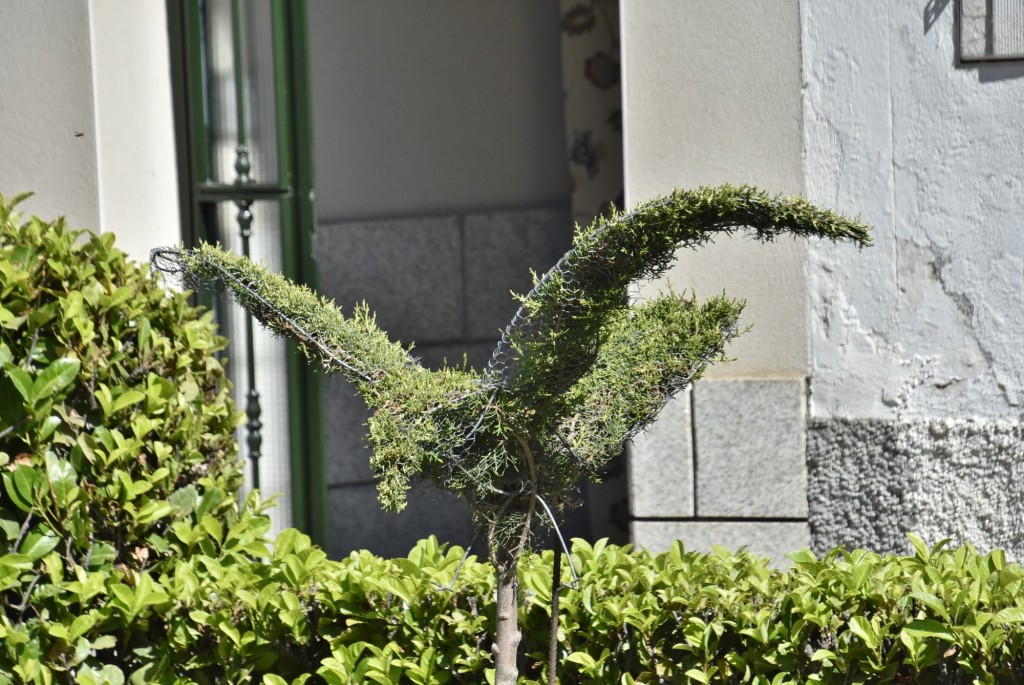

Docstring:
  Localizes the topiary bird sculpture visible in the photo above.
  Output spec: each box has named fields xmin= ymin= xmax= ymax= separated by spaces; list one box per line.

xmin=153 ymin=183 xmax=870 ymax=684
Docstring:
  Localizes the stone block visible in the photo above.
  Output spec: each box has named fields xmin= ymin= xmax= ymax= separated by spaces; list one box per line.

xmin=326 ymin=482 xmax=473 ymax=560
xmin=323 ymin=375 xmax=374 ymax=485
xmin=413 ymin=341 xmax=497 ymax=373
xmin=808 ymin=417 xmax=1024 ymax=559
xmin=316 ymin=214 xmax=462 ymax=345
xmin=693 ymin=379 xmax=807 ymax=518
xmin=463 ymin=206 xmax=572 ymax=339
xmin=627 ymin=393 xmax=694 ymax=518
xmin=631 ymin=520 xmax=810 ymax=568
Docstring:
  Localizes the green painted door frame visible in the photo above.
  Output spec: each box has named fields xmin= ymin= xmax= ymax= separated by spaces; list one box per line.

xmin=166 ymin=0 xmax=327 ymax=545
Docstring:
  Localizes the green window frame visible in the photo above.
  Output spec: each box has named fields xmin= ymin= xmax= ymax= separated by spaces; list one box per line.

xmin=166 ymin=0 xmax=326 ymax=544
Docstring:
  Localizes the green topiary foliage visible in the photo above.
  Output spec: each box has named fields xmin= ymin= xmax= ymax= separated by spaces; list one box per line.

xmin=156 ymin=185 xmax=872 ymax=528
xmin=155 ymin=183 xmax=873 ymax=684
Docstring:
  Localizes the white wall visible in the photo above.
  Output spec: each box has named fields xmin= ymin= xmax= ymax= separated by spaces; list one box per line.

xmin=0 ymin=1 xmax=100 ymax=230
xmin=307 ymin=1 xmax=570 ymax=220
xmin=623 ymin=0 xmax=806 ymax=378
xmin=90 ymin=0 xmax=181 ymax=264
xmin=804 ymin=3 xmax=1024 ymax=420
xmin=0 ymin=1 xmax=180 ymax=264
xmin=803 ymin=1 xmax=1024 ymax=557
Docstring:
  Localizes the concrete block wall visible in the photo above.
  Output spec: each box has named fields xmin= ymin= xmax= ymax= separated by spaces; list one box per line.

xmin=630 ymin=380 xmax=811 ymax=563
xmin=316 ymin=206 xmax=574 ymax=558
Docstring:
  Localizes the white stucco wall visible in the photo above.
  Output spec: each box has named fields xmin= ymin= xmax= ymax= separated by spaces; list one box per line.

xmin=803 ymin=2 xmax=1024 ymax=557
xmin=804 ymin=2 xmax=1024 ymax=420
xmin=622 ymin=0 xmax=806 ymax=378
xmin=0 ymin=1 xmax=100 ymax=230
xmin=90 ymin=0 xmax=181 ymax=264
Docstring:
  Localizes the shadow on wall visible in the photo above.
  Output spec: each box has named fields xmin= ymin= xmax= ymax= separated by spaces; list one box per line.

xmin=974 ymin=60 xmax=1024 ymax=81
xmin=923 ymin=0 xmax=951 ymax=34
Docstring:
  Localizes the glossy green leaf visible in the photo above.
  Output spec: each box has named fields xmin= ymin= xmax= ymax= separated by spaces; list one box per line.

xmin=262 ymin=676 xmax=288 ymax=685
xmin=111 ymin=389 xmax=145 ymax=414
xmin=19 ymin=529 xmax=59 ymax=560
xmin=37 ymin=415 xmax=61 ymax=442
xmin=169 ymin=485 xmax=198 ymax=518
xmin=45 ymin=450 xmax=77 ymax=501
xmin=32 ymin=357 xmax=80 ymax=400
xmin=76 ymin=664 xmax=125 ymax=685
xmin=993 ymin=607 xmax=1024 ymax=624
xmin=902 ymin=619 xmax=956 ymax=642
xmin=0 ymin=514 xmax=19 ymax=541
xmin=4 ymin=365 xmax=32 ymax=402
xmin=0 ymin=553 xmax=34 ymax=572
xmin=2 ymin=466 xmax=38 ymax=513
xmin=136 ymin=501 xmax=174 ymax=525
xmin=910 ymin=591 xmax=950 ymax=621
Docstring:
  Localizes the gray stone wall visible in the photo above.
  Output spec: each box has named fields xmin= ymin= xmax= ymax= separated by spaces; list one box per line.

xmin=635 ymin=391 xmax=1024 ymax=563
xmin=316 ymin=205 xmax=576 ymax=558
xmin=808 ymin=418 xmax=1024 ymax=558
xmin=630 ymin=379 xmax=811 ymax=565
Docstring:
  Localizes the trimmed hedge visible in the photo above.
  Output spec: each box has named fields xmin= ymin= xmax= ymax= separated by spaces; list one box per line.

xmin=0 ymin=194 xmax=246 ymax=683
xmin=160 ymin=534 xmax=1024 ymax=684
xmin=10 ymin=525 xmax=1024 ymax=684
xmin=288 ymin=535 xmax=1024 ymax=685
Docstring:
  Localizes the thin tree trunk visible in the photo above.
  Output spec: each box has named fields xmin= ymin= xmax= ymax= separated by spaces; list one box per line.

xmin=493 ymin=545 xmax=522 ymax=685
xmin=548 ymin=547 xmax=561 ymax=685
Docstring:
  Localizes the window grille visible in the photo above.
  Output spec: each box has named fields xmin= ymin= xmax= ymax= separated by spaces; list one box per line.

xmin=167 ymin=0 xmax=326 ymax=542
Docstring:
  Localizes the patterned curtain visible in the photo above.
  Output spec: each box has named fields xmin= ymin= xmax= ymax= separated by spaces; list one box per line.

xmin=560 ymin=0 xmax=624 ymax=224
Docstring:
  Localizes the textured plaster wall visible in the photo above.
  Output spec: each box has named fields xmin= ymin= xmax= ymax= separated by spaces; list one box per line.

xmin=803 ymin=2 xmax=1024 ymax=420
xmin=808 ymin=419 xmax=1024 ymax=556
xmin=803 ymin=2 xmax=1024 ymax=557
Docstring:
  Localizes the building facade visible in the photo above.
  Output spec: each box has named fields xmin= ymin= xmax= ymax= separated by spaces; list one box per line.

xmin=4 ymin=1 xmax=1024 ymax=562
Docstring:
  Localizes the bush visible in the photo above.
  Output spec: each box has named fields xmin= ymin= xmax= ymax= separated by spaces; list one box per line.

xmin=301 ymin=535 xmax=1024 ymax=685
xmin=0 ymin=193 xmax=245 ymax=682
